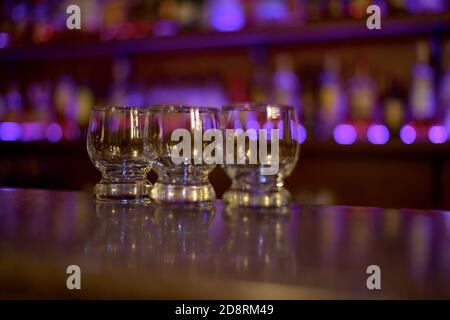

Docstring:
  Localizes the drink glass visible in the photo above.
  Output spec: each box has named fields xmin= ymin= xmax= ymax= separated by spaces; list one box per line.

xmin=148 ymin=105 xmax=220 ymax=203
xmin=87 ymin=106 xmax=154 ymax=202
xmin=222 ymin=103 xmax=300 ymax=208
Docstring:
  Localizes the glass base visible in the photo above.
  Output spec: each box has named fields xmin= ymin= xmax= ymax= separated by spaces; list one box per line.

xmin=93 ymin=180 xmax=152 ymax=203
xmin=151 ymin=182 xmax=216 ymax=203
xmin=223 ymin=187 xmax=291 ymax=208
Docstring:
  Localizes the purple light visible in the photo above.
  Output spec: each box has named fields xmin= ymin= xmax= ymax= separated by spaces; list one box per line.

xmin=367 ymin=125 xmax=390 ymax=145
xmin=428 ymin=125 xmax=448 ymax=144
xmin=276 ymin=120 xmax=284 ymax=139
xmin=298 ymin=124 xmax=307 ymax=144
xmin=406 ymin=0 xmax=445 ymax=13
xmin=153 ymin=20 xmax=179 ymax=37
xmin=210 ymin=0 xmax=245 ymax=32
xmin=125 ymin=91 xmax=145 ymax=106
xmin=203 ymin=117 xmax=212 ymax=130
xmin=244 ymin=120 xmax=258 ymax=140
xmin=0 ymin=32 xmax=10 ymax=49
xmin=333 ymin=124 xmax=357 ymax=145
xmin=12 ymin=4 xmax=27 ymax=22
xmin=400 ymin=125 xmax=416 ymax=144
xmin=22 ymin=122 xmax=45 ymax=141
xmin=262 ymin=122 xmax=275 ymax=131
xmin=0 ymin=122 xmax=22 ymax=141
xmin=254 ymin=0 xmax=288 ymax=21
xmin=262 ymin=122 xmax=274 ymax=139
xmin=46 ymin=123 xmax=63 ymax=143
xmin=246 ymin=120 xmax=260 ymax=131
xmin=233 ymin=119 xmax=243 ymax=130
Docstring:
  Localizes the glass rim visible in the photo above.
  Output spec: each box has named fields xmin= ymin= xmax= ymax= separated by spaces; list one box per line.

xmin=222 ymin=103 xmax=295 ymax=112
xmin=147 ymin=104 xmax=219 ymax=113
xmin=91 ymin=106 xmax=148 ymax=112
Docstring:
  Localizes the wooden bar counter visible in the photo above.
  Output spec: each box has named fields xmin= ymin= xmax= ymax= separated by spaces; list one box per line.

xmin=0 ymin=188 xmax=449 ymax=299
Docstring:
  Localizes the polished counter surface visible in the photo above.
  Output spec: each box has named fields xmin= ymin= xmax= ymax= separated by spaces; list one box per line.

xmin=0 ymin=188 xmax=449 ymax=299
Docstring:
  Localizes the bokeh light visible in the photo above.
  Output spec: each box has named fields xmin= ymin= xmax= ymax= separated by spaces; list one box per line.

xmin=0 ymin=122 xmax=22 ymax=141
xmin=298 ymin=124 xmax=307 ymax=144
xmin=333 ymin=124 xmax=357 ymax=145
xmin=400 ymin=125 xmax=416 ymax=144
xmin=22 ymin=122 xmax=45 ymax=142
xmin=428 ymin=125 xmax=448 ymax=144
xmin=367 ymin=125 xmax=390 ymax=145
xmin=0 ymin=32 xmax=10 ymax=49
xmin=46 ymin=123 xmax=63 ymax=143
xmin=210 ymin=0 xmax=245 ymax=32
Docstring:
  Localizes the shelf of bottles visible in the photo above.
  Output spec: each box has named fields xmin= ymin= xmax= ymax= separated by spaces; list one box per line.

xmin=1 ymin=0 xmax=449 ymax=47
xmin=0 ymin=0 xmax=450 ymax=145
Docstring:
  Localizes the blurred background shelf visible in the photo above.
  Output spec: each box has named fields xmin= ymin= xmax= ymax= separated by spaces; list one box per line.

xmin=1 ymin=13 xmax=450 ymax=61
xmin=1 ymin=0 xmax=450 ymax=209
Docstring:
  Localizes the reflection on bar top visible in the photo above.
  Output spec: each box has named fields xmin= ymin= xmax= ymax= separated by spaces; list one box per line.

xmin=0 ymin=188 xmax=449 ymax=299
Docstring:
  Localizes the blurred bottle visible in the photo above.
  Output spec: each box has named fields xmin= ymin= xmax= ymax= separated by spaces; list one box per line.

xmin=27 ymin=80 xmax=53 ymax=122
xmin=347 ymin=57 xmax=377 ymax=139
xmin=250 ymin=65 xmax=271 ymax=104
xmin=273 ymin=53 xmax=301 ymax=119
xmin=178 ymin=0 xmax=203 ymax=30
xmin=77 ymin=82 xmax=94 ymax=126
xmin=327 ymin=0 xmax=346 ymax=19
xmin=440 ymin=41 xmax=450 ymax=133
xmin=301 ymin=67 xmax=316 ymax=136
xmin=153 ymin=0 xmax=180 ymax=36
xmin=5 ymin=82 xmax=24 ymax=121
xmin=348 ymin=0 xmax=389 ymax=18
xmin=307 ymin=0 xmax=326 ymax=21
xmin=387 ymin=0 xmax=408 ymax=15
xmin=54 ymin=75 xmax=79 ymax=123
xmin=83 ymin=0 xmax=102 ymax=34
xmin=317 ymin=55 xmax=346 ymax=140
xmin=31 ymin=0 xmax=54 ymax=44
xmin=348 ymin=0 xmax=372 ymax=18
xmin=9 ymin=1 xmax=30 ymax=45
xmin=382 ymin=77 xmax=406 ymax=135
xmin=409 ymin=41 xmax=436 ymax=140
xmin=100 ymin=0 xmax=129 ymax=40
xmin=109 ymin=58 xmax=131 ymax=106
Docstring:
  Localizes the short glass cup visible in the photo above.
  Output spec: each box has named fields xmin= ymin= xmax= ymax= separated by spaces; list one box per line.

xmin=87 ymin=106 xmax=155 ymax=202
xmin=221 ymin=103 xmax=300 ymax=208
xmin=148 ymin=105 xmax=220 ymax=203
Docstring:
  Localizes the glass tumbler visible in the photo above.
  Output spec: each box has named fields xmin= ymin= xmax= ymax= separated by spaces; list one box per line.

xmin=148 ymin=105 xmax=220 ymax=203
xmin=87 ymin=106 xmax=155 ymax=202
xmin=222 ymin=103 xmax=300 ymax=208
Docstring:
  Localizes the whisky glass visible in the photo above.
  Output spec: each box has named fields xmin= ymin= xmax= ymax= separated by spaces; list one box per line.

xmin=87 ymin=106 xmax=154 ymax=202
xmin=148 ymin=105 xmax=220 ymax=203
xmin=222 ymin=103 xmax=300 ymax=208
